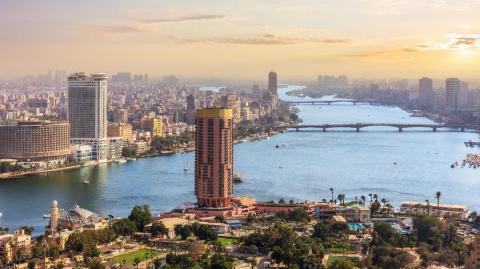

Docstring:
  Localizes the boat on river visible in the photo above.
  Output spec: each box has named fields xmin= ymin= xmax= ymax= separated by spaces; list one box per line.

xmin=184 ymin=163 xmax=190 ymax=172
xmin=233 ymin=173 xmax=244 ymax=183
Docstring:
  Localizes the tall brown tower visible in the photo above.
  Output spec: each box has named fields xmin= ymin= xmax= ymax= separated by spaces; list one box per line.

xmin=268 ymin=71 xmax=278 ymax=96
xmin=195 ymin=108 xmax=234 ymax=208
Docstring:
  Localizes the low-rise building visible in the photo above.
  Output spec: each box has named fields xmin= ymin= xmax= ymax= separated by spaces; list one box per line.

xmin=400 ymin=200 xmax=468 ymax=220
xmin=71 ymin=144 xmax=93 ymax=163
xmin=465 ymin=233 xmax=480 ymax=269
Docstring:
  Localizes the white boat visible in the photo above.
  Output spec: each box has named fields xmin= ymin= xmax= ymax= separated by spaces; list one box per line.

xmin=0 ymin=212 xmax=2 ymax=218
xmin=233 ymin=173 xmax=244 ymax=183
xmin=82 ymin=179 xmax=90 ymax=184
xmin=184 ymin=163 xmax=190 ymax=171
xmin=113 ymin=159 xmax=127 ymax=164
xmin=393 ymin=161 xmax=398 ymax=165
xmin=43 ymin=213 xmax=51 ymax=219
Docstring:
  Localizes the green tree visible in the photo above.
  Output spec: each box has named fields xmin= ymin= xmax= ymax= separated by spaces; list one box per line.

xmin=20 ymin=226 xmax=34 ymax=235
xmin=128 ymin=205 xmax=153 ymax=232
xmin=150 ymin=222 xmax=168 ymax=237
xmin=112 ymin=218 xmax=137 ymax=236
xmin=174 ymin=225 xmax=191 ymax=240
xmin=435 ymin=191 xmax=442 ymax=216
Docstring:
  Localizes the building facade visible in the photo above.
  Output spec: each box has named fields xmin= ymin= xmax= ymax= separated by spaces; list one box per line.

xmin=465 ymin=233 xmax=480 ymax=269
xmin=195 ymin=108 xmax=234 ymax=208
xmin=419 ymin=77 xmax=433 ymax=108
xmin=400 ymin=200 xmax=468 ymax=220
xmin=0 ymin=121 xmax=70 ymax=162
xmin=68 ymin=72 xmax=108 ymax=161
xmin=446 ymin=78 xmax=460 ymax=112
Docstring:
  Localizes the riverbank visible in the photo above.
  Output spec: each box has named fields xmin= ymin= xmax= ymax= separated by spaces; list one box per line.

xmin=0 ymin=160 xmax=113 ymax=180
xmin=0 ymin=131 xmax=279 ymax=180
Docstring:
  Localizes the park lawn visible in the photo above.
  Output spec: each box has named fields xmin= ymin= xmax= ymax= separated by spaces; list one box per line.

xmin=327 ymin=256 xmax=359 ymax=266
xmin=217 ymin=237 xmax=237 ymax=246
xmin=343 ymin=201 xmax=357 ymax=207
xmin=111 ymin=249 xmax=160 ymax=265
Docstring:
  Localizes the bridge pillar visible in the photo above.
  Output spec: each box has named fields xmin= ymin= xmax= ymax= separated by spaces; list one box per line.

xmin=353 ymin=102 xmax=356 ymax=106
xmin=461 ymin=127 xmax=465 ymax=132
xmin=323 ymin=128 xmax=326 ymax=132
xmin=399 ymin=127 xmax=403 ymax=132
xmin=356 ymin=128 xmax=360 ymax=132
xmin=296 ymin=127 xmax=299 ymax=132
xmin=433 ymin=127 xmax=437 ymax=132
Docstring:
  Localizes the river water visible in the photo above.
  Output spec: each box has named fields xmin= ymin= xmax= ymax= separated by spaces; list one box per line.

xmin=0 ymin=86 xmax=479 ymax=234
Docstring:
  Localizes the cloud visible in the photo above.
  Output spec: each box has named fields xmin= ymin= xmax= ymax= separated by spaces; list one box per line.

xmin=141 ymin=14 xmax=227 ymax=23
xmin=87 ymin=25 xmax=144 ymax=34
xmin=412 ymin=34 xmax=480 ymax=50
xmin=171 ymin=34 xmax=351 ymax=45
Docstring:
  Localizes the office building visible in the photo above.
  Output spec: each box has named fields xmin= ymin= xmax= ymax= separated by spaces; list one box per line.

xmin=68 ymin=72 xmax=108 ymax=161
xmin=268 ymin=71 xmax=278 ymax=96
xmin=445 ymin=78 xmax=460 ymax=112
xmin=0 ymin=121 xmax=70 ymax=162
xmin=107 ymin=123 xmax=133 ymax=142
xmin=195 ymin=108 xmax=234 ymax=208
xmin=418 ymin=77 xmax=433 ymax=108
xmin=144 ymin=118 xmax=163 ymax=138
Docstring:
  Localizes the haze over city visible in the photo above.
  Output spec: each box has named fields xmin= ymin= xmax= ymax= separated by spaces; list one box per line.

xmin=2 ymin=0 xmax=480 ymax=80
xmin=1 ymin=1 xmax=480 ymax=269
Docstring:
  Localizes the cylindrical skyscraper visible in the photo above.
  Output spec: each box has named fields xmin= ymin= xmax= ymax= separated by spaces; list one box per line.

xmin=195 ymin=108 xmax=233 ymax=208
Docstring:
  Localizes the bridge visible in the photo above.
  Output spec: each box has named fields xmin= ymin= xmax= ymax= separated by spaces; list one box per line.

xmin=286 ymin=100 xmax=378 ymax=105
xmin=280 ymin=123 xmax=480 ymax=132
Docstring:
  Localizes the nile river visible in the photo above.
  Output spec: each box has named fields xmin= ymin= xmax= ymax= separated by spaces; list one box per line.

xmin=0 ymin=86 xmax=479 ymax=234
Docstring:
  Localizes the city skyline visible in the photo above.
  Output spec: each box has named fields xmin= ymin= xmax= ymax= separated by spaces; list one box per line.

xmin=2 ymin=0 xmax=480 ymax=80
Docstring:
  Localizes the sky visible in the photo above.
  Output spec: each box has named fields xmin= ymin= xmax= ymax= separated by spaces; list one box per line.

xmin=1 ymin=0 xmax=480 ymax=81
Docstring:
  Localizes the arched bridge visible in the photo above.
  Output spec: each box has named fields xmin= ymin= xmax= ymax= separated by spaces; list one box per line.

xmin=282 ymin=123 xmax=480 ymax=132
xmin=286 ymin=100 xmax=377 ymax=105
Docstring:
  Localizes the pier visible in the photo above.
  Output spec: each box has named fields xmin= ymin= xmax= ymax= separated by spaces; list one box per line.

xmin=286 ymin=100 xmax=378 ymax=105
xmin=280 ymin=123 xmax=480 ymax=132
xmin=465 ymin=141 xmax=480 ymax=147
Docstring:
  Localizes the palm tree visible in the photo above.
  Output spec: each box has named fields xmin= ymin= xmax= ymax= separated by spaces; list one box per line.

xmin=368 ymin=193 xmax=373 ymax=205
xmin=373 ymin=194 xmax=378 ymax=202
xmin=338 ymin=194 xmax=343 ymax=206
xmin=435 ymin=191 xmax=441 ymax=216
xmin=355 ymin=196 xmax=358 ymax=204
xmin=360 ymin=195 xmax=366 ymax=206
xmin=381 ymin=198 xmax=387 ymax=207
xmin=329 ymin=187 xmax=334 ymax=203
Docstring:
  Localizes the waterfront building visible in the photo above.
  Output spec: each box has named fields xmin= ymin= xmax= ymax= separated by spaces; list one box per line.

xmin=68 ymin=72 xmax=108 ymax=161
xmin=107 ymin=122 xmax=133 ymax=142
xmin=47 ymin=200 xmax=104 ymax=231
xmin=0 ymin=121 xmax=70 ymax=162
xmin=70 ymin=144 xmax=93 ymax=163
xmin=195 ymin=108 xmax=234 ymax=208
xmin=144 ymin=117 xmax=163 ymax=138
xmin=400 ymin=200 xmax=468 ymax=220
xmin=107 ymin=137 xmax=123 ymax=160
xmin=446 ymin=78 xmax=460 ymax=112
xmin=418 ymin=77 xmax=433 ymax=108
xmin=465 ymin=233 xmax=480 ymax=269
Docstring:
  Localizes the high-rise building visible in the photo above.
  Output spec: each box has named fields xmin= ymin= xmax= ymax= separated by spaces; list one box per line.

xmin=195 ymin=108 xmax=233 ymax=208
xmin=185 ymin=94 xmax=196 ymax=124
xmin=445 ymin=78 xmax=460 ymax=112
xmin=418 ymin=77 xmax=433 ymax=108
xmin=268 ymin=71 xmax=278 ymax=96
xmin=144 ymin=118 xmax=163 ymax=138
xmin=68 ymin=72 xmax=108 ymax=161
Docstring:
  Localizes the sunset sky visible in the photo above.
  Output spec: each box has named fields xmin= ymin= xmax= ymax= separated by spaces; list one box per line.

xmin=1 ymin=0 xmax=480 ymax=81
